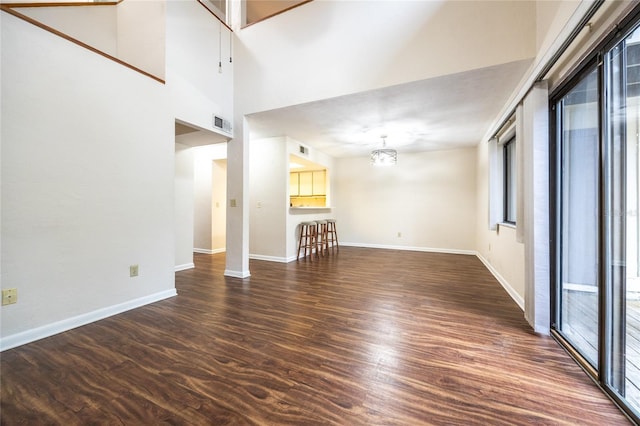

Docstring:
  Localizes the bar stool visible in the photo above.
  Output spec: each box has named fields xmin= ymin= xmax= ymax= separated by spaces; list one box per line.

xmin=326 ymin=219 xmax=339 ymax=252
xmin=297 ymin=221 xmax=318 ymax=260
xmin=316 ymin=220 xmax=328 ymax=256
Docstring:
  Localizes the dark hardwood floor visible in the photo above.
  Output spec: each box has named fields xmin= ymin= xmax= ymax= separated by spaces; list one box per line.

xmin=1 ymin=248 xmax=631 ymax=424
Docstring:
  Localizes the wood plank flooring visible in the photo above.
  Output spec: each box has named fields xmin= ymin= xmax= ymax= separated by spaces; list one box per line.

xmin=0 ymin=248 xmax=631 ymax=424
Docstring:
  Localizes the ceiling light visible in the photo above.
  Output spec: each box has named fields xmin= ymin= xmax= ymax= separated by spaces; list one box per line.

xmin=290 ymin=162 xmax=304 ymax=169
xmin=370 ymin=136 xmax=397 ymax=166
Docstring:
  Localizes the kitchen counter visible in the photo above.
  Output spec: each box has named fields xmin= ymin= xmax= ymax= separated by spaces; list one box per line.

xmin=289 ymin=207 xmax=332 ymax=212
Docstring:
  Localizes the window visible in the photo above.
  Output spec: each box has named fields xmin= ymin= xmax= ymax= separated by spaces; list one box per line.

xmin=503 ymin=137 xmax=517 ymax=224
xmin=487 ymin=124 xmax=517 ymax=231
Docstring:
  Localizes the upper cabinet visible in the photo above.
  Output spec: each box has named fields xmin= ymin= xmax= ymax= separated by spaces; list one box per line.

xmin=290 ymin=173 xmax=300 ymax=196
xmin=312 ymin=171 xmax=326 ymax=195
xmin=299 ymin=171 xmax=314 ymax=196
xmin=290 ymin=170 xmax=326 ymax=196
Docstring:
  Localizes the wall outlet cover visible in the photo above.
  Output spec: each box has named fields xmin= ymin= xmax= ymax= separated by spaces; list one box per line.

xmin=130 ymin=265 xmax=139 ymax=277
xmin=2 ymin=288 xmax=17 ymax=305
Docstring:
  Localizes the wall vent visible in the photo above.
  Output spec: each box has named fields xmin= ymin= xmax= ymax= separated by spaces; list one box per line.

xmin=299 ymin=145 xmax=309 ymax=155
xmin=213 ymin=115 xmax=232 ymax=133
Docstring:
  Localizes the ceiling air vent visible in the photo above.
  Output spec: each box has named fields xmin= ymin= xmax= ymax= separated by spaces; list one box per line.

xmin=213 ymin=115 xmax=232 ymax=133
xmin=299 ymin=145 xmax=309 ymax=155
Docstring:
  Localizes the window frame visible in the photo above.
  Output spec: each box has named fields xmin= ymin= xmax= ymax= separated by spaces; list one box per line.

xmin=503 ymin=136 xmax=517 ymax=225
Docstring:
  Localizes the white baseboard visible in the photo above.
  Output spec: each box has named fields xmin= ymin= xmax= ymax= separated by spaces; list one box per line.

xmin=339 ymin=242 xmax=476 ymax=256
xmin=193 ymin=248 xmax=213 ymax=254
xmin=224 ymin=269 xmax=251 ymax=278
xmin=475 ymin=252 xmax=525 ymax=311
xmin=193 ymin=248 xmax=226 ymax=255
xmin=175 ymin=262 xmax=195 ymax=272
xmin=0 ymin=289 xmax=177 ymax=352
xmin=249 ymin=254 xmax=290 ymax=263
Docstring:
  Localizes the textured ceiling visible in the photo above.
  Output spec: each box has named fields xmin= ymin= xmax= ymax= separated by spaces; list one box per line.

xmin=247 ymin=59 xmax=532 ymax=158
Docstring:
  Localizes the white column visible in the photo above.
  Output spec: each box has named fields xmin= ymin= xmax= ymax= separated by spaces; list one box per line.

xmin=224 ymin=117 xmax=251 ymax=278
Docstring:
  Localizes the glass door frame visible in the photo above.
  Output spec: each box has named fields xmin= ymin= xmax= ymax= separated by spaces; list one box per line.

xmin=549 ymin=55 xmax=603 ymax=380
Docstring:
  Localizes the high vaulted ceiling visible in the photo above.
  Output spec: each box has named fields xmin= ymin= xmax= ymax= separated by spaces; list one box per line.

xmin=247 ymin=58 xmax=532 ymax=158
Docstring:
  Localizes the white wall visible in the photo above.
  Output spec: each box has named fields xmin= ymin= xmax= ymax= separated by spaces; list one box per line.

xmin=175 ymin=142 xmax=195 ymax=270
xmin=16 ymin=1 xmax=166 ymax=79
xmin=165 ymin=0 xmax=234 ymax=269
xmin=15 ymin=5 xmax=118 ymax=56
xmin=334 ymin=148 xmax=476 ymax=253
xmin=475 ymin=136 xmax=525 ymax=304
xmin=234 ymin=0 xmax=536 ymax=116
xmin=1 ymin=0 xmax=235 ymax=349
xmin=166 ymin=0 xmax=234 ymax=131
xmin=117 ymin=0 xmax=166 ymax=79
xmin=249 ymin=137 xmax=288 ymax=260
xmin=1 ymin=13 xmax=175 ymax=348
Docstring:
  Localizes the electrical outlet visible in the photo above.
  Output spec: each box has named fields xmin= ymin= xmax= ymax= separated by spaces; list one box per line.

xmin=230 ymin=199 xmax=237 ymax=207
xmin=2 ymin=288 xmax=17 ymax=305
xmin=130 ymin=265 xmax=139 ymax=277
xmin=397 ymin=232 xmax=402 ymax=238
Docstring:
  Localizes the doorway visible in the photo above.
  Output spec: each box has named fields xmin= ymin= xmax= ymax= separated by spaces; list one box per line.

xmin=174 ymin=120 xmax=228 ymax=271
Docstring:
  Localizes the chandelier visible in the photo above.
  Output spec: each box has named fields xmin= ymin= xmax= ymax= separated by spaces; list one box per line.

xmin=370 ymin=136 xmax=397 ymax=166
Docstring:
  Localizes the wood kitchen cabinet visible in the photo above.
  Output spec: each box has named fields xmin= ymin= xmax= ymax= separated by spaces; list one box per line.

xmin=290 ymin=169 xmax=327 ymax=207
xmin=312 ymin=170 xmax=326 ymax=195
xmin=298 ymin=171 xmax=313 ymax=196
xmin=290 ymin=173 xmax=299 ymax=196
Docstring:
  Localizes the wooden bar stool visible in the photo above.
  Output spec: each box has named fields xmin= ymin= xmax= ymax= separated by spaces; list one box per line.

xmin=326 ymin=219 xmax=339 ymax=252
xmin=297 ymin=221 xmax=318 ymax=260
xmin=316 ymin=220 xmax=328 ymax=256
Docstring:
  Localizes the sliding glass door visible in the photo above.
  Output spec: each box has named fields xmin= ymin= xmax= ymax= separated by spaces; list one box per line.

xmin=555 ymin=66 xmax=600 ymax=369
xmin=552 ymin=15 xmax=640 ymax=421
xmin=605 ymin=25 xmax=640 ymax=411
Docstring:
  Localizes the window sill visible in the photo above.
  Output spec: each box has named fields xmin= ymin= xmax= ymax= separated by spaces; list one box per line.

xmin=499 ymin=222 xmax=516 ymax=229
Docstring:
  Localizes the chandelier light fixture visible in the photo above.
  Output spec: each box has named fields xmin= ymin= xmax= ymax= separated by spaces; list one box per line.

xmin=370 ymin=136 xmax=397 ymax=166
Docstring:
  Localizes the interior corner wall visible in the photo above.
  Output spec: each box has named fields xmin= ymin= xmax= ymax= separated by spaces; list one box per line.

xmin=1 ymin=13 xmax=175 ymax=346
xmin=249 ymin=137 xmax=287 ymax=260
xmin=475 ymin=140 xmax=525 ymax=306
xmin=333 ymin=148 xmax=476 ymax=252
